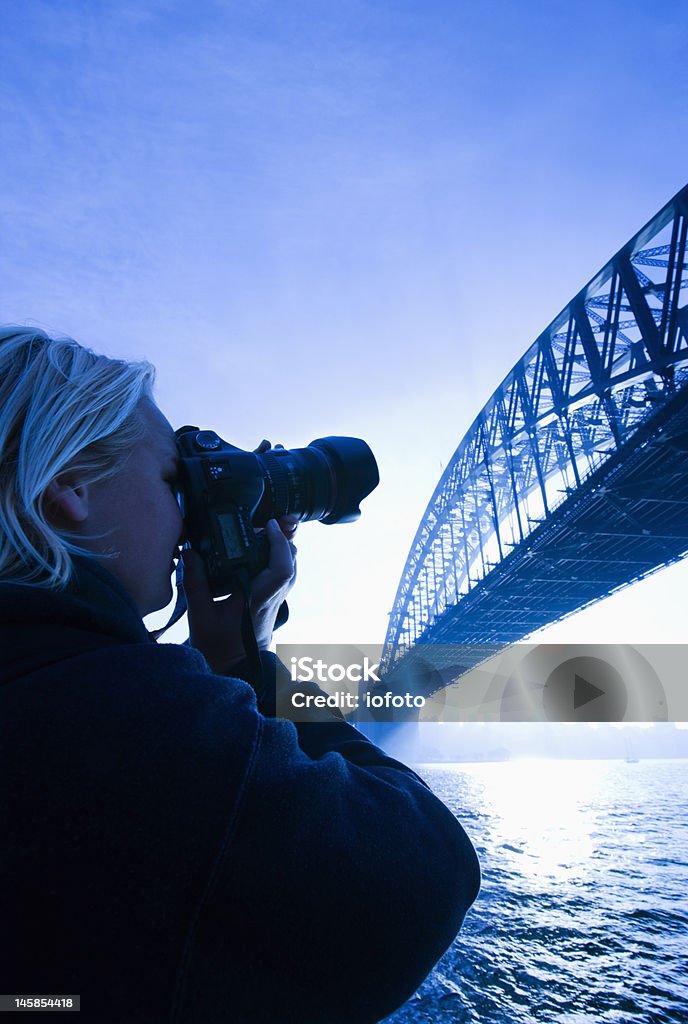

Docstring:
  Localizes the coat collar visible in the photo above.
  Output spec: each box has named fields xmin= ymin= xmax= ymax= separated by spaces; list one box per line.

xmin=0 ymin=556 xmax=151 ymax=685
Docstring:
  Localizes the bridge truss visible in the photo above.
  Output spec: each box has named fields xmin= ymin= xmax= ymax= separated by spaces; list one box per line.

xmin=383 ymin=184 xmax=688 ymax=682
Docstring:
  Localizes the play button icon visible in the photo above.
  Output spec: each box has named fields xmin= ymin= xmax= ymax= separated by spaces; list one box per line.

xmin=542 ymin=656 xmax=627 ymax=721
xmin=574 ymin=673 xmax=605 ymax=710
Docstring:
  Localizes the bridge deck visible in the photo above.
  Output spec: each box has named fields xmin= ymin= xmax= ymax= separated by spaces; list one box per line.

xmin=430 ymin=391 xmax=688 ymax=632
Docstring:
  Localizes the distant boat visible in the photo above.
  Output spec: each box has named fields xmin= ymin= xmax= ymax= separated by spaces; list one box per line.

xmin=624 ymin=737 xmax=640 ymax=763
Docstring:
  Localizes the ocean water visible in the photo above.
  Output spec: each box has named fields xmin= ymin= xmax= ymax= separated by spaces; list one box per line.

xmin=384 ymin=759 xmax=688 ymax=1024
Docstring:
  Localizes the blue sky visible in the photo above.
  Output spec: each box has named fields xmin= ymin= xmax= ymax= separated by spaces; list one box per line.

xmin=2 ymin=0 xmax=688 ymax=646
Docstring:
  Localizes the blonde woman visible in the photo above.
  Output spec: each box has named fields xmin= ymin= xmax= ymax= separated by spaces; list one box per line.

xmin=0 ymin=326 xmax=479 ymax=1024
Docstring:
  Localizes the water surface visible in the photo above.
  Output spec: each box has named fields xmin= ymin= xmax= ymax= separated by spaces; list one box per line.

xmin=385 ymin=759 xmax=688 ymax=1023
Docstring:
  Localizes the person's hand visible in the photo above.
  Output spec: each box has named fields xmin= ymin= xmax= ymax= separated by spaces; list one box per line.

xmin=182 ymin=515 xmax=298 ymax=675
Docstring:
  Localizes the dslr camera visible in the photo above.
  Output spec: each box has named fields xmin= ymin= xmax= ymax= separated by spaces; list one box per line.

xmin=175 ymin=428 xmax=379 ymax=597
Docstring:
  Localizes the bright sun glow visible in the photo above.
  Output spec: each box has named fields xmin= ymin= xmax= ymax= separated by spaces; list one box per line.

xmin=466 ymin=760 xmax=609 ymax=882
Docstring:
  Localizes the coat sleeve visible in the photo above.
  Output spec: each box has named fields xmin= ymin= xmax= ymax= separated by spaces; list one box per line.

xmin=180 ymin=655 xmax=480 ymax=1024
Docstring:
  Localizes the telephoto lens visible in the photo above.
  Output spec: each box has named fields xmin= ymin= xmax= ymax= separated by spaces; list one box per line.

xmin=253 ymin=436 xmax=380 ymax=525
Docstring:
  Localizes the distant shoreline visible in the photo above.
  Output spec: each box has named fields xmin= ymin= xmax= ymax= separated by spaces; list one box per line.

xmin=413 ymin=755 xmax=688 ymax=765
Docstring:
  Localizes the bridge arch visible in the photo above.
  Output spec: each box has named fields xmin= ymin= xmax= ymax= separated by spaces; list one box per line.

xmin=384 ymin=185 xmax=688 ymax=678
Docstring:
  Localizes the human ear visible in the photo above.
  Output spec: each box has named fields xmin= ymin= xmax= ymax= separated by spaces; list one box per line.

xmin=44 ymin=473 xmax=90 ymax=527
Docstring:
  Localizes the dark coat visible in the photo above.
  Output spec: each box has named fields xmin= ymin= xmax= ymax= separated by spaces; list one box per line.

xmin=0 ymin=558 xmax=479 ymax=1023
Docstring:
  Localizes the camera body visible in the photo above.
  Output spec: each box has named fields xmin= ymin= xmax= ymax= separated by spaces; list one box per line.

xmin=175 ymin=427 xmax=379 ymax=597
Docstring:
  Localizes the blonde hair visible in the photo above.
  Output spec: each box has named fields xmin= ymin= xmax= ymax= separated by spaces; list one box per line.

xmin=0 ymin=326 xmax=156 ymax=587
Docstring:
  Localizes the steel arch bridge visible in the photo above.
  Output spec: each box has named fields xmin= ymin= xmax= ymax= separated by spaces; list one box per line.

xmin=383 ymin=184 xmax=688 ymax=684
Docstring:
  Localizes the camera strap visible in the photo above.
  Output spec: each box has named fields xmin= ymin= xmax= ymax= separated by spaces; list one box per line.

xmin=235 ymin=568 xmax=264 ymax=701
xmin=150 ymin=562 xmax=188 ymax=641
